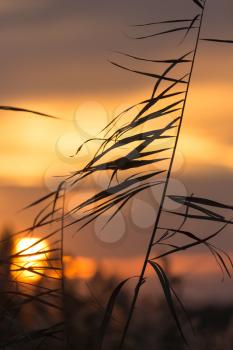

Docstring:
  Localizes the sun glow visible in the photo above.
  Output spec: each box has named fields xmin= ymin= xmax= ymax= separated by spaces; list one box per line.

xmin=64 ymin=256 xmax=96 ymax=280
xmin=12 ymin=237 xmax=49 ymax=282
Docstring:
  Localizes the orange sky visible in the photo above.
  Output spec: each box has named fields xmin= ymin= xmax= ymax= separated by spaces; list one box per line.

xmin=0 ymin=80 xmax=232 ymax=186
xmin=0 ymin=0 xmax=232 ymax=301
xmin=0 ymin=0 xmax=232 ymax=186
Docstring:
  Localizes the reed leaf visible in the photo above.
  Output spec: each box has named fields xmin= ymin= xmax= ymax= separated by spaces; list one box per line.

xmin=131 ymin=18 xmax=199 ymax=27
xmin=133 ymin=26 xmax=198 ymax=40
xmin=201 ymin=38 xmax=233 ymax=44
xmin=149 ymin=261 xmax=187 ymax=344
xmin=0 ymin=105 xmax=57 ymax=119
xmin=97 ymin=278 xmax=132 ymax=350
xmin=110 ymin=61 xmax=188 ymax=83
xmin=192 ymin=0 xmax=204 ymax=9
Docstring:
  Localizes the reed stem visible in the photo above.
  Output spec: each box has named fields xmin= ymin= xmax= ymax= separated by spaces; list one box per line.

xmin=119 ymin=2 xmax=207 ymax=348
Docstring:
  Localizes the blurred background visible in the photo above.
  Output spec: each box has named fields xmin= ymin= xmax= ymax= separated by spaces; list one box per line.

xmin=0 ymin=0 xmax=232 ymax=348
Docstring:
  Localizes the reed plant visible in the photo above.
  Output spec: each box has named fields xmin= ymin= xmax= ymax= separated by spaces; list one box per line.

xmin=0 ymin=0 xmax=232 ymax=348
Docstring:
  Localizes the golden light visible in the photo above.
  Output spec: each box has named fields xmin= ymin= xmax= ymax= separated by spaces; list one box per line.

xmin=12 ymin=237 xmax=49 ymax=282
xmin=64 ymin=256 xmax=97 ymax=280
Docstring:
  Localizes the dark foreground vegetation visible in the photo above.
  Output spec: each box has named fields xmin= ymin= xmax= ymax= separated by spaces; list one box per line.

xmin=0 ymin=228 xmax=232 ymax=350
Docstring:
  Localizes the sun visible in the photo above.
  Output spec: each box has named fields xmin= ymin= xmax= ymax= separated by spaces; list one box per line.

xmin=11 ymin=237 xmax=49 ymax=282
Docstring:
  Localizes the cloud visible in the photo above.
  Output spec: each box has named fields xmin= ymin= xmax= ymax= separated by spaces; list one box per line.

xmin=0 ymin=0 xmax=232 ymax=98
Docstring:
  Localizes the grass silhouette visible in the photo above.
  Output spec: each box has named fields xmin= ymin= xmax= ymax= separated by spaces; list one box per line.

xmin=0 ymin=0 xmax=233 ymax=348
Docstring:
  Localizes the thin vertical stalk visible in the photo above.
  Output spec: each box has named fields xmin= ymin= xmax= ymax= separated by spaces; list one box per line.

xmin=61 ymin=189 xmax=65 ymax=298
xmin=119 ymin=2 xmax=207 ymax=348
xmin=60 ymin=187 xmax=67 ymax=349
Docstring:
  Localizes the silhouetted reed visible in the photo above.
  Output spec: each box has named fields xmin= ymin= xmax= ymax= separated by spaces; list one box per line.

xmin=0 ymin=0 xmax=232 ymax=348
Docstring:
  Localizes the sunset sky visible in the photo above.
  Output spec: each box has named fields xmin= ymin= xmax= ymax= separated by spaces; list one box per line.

xmin=0 ymin=0 xmax=232 ymax=301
